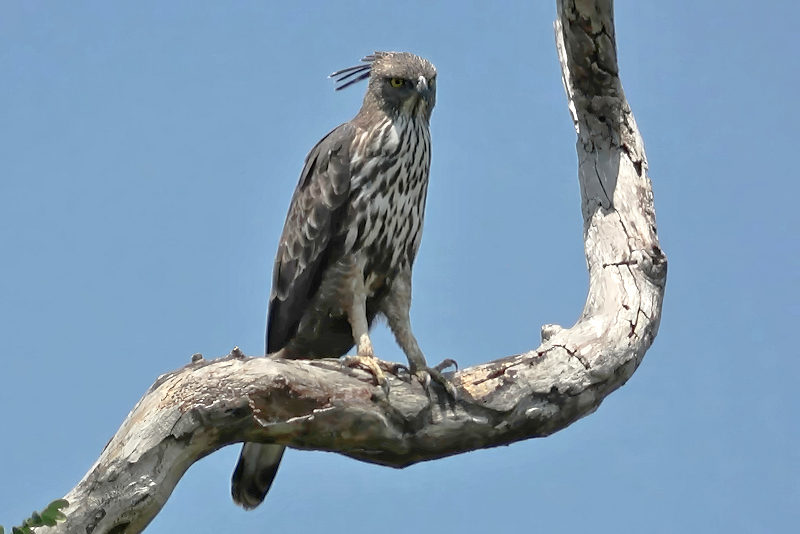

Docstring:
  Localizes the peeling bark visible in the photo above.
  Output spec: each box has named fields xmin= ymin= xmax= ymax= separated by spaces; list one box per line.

xmin=37 ymin=1 xmax=665 ymax=532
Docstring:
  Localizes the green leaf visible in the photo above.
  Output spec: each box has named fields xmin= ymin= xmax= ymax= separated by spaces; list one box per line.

xmin=27 ymin=511 xmax=42 ymax=526
xmin=41 ymin=499 xmax=69 ymax=524
xmin=46 ymin=499 xmax=69 ymax=511
xmin=39 ymin=514 xmax=57 ymax=527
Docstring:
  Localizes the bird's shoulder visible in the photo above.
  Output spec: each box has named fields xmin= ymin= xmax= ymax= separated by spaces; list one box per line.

xmin=296 ymin=122 xmax=357 ymax=193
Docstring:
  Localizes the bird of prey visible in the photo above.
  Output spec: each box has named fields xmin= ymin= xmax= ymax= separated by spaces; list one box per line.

xmin=231 ymin=51 xmax=454 ymax=510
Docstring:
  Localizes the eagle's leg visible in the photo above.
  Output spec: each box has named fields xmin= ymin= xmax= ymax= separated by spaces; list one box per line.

xmin=382 ymin=271 xmax=458 ymax=399
xmin=340 ymin=273 xmax=390 ymax=395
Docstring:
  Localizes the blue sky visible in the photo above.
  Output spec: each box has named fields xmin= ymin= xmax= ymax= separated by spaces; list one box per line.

xmin=1 ymin=1 xmax=798 ymax=532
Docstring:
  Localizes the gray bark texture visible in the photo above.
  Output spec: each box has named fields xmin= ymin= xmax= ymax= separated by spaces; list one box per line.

xmin=38 ymin=1 xmax=666 ymax=532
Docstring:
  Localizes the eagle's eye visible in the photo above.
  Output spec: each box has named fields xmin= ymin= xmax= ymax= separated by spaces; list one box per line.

xmin=389 ymin=77 xmax=405 ymax=88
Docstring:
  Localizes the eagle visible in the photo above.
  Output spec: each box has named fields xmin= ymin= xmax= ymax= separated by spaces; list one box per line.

xmin=232 ymin=51 xmax=454 ymax=510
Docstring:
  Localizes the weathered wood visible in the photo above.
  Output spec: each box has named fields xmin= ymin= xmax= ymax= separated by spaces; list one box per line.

xmin=38 ymin=1 xmax=665 ymax=532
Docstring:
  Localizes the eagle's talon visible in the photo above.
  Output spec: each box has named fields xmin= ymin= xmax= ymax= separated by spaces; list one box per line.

xmin=414 ymin=369 xmax=432 ymax=391
xmin=413 ymin=365 xmax=458 ymax=401
xmin=340 ymin=354 xmax=391 ymax=396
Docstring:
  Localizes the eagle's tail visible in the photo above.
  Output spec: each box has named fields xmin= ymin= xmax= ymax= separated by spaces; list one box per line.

xmin=231 ymin=443 xmax=286 ymax=509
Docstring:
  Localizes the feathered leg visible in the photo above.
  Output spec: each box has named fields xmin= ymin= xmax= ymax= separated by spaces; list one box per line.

xmin=381 ymin=270 xmax=457 ymax=398
xmin=340 ymin=264 xmax=391 ymax=394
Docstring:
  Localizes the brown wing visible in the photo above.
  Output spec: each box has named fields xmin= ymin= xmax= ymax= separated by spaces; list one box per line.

xmin=267 ymin=123 xmax=355 ymax=353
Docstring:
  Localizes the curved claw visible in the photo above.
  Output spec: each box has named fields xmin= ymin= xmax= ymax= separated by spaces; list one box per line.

xmin=432 ymin=358 xmax=458 ymax=373
xmin=391 ymin=362 xmax=410 ymax=375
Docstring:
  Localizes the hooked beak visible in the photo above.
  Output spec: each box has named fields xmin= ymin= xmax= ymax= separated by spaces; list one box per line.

xmin=416 ymin=75 xmax=432 ymax=103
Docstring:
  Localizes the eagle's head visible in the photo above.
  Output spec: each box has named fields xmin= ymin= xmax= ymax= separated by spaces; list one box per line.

xmin=331 ymin=51 xmax=437 ymax=121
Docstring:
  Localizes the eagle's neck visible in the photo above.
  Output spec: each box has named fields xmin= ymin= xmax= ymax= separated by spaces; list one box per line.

xmin=354 ymin=112 xmax=429 ymax=160
xmin=344 ymin=110 xmax=431 ymax=280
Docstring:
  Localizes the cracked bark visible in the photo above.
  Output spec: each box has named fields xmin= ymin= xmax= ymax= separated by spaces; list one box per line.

xmin=36 ymin=1 xmax=666 ymax=532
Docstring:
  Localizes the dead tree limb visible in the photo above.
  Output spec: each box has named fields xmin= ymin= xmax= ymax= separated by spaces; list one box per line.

xmin=38 ymin=1 xmax=666 ymax=532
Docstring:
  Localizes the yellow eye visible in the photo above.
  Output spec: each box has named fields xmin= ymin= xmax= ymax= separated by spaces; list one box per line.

xmin=389 ymin=77 xmax=405 ymax=88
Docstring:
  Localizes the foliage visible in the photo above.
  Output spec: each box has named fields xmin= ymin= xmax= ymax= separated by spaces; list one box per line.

xmin=0 ymin=499 xmax=69 ymax=534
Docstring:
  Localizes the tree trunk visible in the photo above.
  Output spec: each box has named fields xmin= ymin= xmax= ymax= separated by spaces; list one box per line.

xmin=38 ymin=1 xmax=666 ymax=532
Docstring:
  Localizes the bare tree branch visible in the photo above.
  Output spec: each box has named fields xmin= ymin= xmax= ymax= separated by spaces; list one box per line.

xmin=37 ymin=1 xmax=666 ymax=532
